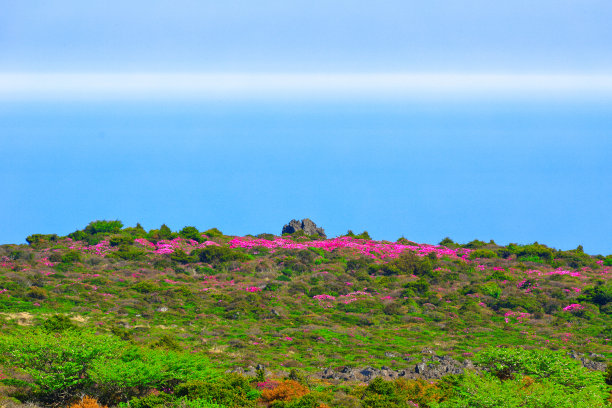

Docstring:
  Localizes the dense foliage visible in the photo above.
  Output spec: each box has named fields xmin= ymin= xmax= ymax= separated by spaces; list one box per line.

xmin=1 ymin=220 xmax=611 ymax=407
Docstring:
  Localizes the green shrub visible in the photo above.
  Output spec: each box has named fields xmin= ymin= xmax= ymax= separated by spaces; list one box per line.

xmin=109 ymin=235 xmax=134 ymax=247
xmin=464 ymin=240 xmax=487 ymax=249
xmin=197 ymin=246 xmax=250 ymax=264
xmin=475 ymin=347 xmax=603 ymax=387
xmin=26 ymin=287 xmax=48 ymax=300
xmin=493 ymin=296 xmax=542 ymax=313
xmin=179 ymin=226 xmax=203 ymax=243
xmin=68 ymin=230 xmax=89 ymax=242
xmin=84 ymin=220 xmax=124 ymax=235
xmin=429 ymin=347 xmax=611 ymax=408
xmin=439 ymin=237 xmax=457 ymax=247
xmin=344 ymin=230 xmax=372 ymax=240
xmin=375 ymin=252 xmax=433 ymax=277
xmin=403 ymin=278 xmax=430 ymax=296
xmin=110 ymin=246 xmax=146 ymax=261
xmin=480 ymin=282 xmax=502 ymax=299
xmin=174 ymin=375 xmax=257 ymax=408
xmin=0 ymin=331 xmax=124 ymax=403
xmin=132 ymin=281 xmax=160 ymax=294
xmin=91 ymin=346 xmax=216 ymax=402
xmin=42 ymin=314 xmax=77 ymax=333
xmin=469 ymin=249 xmax=498 ymax=260
xmin=578 ymin=283 xmax=612 ymax=306
xmin=128 ymin=392 xmax=173 ymax=408
xmin=203 ymin=228 xmax=223 ymax=238
xmin=61 ymin=251 xmax=82 ymax=263
xmin=430 ymin=370 xmax=609 ymax=408
xmin=170 ymin=249 xmax=198 ymax=264
xmin=26 ymin=234 xmax=58 ymax=247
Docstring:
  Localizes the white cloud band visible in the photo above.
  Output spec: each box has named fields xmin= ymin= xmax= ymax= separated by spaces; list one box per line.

xmin=1 ymin=73 xmax=612 ymax=100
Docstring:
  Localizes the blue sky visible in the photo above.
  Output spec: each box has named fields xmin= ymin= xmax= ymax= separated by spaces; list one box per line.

xmin=1 ymin=1 xmax=611 ymax=254
xmin=2 ymin=0 xmax=612 ymax=72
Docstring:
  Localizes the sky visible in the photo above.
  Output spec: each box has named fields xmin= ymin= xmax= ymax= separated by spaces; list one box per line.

xmin=1 ymin=1 xmax=611 ymax=254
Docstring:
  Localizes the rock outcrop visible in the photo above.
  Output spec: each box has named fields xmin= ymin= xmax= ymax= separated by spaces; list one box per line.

xmin=317 ymin=353 xmax=475 ymax=382
xmin=282 ymin=218 xmax=326 ymax=238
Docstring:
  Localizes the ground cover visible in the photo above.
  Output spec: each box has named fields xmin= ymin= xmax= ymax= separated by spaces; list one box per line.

xmin=1 ymin=221 xmax=611 ymax=407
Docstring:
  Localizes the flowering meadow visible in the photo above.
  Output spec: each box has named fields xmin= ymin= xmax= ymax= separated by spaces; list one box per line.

xmin=0 ymin=221 xmax=611 ymax=407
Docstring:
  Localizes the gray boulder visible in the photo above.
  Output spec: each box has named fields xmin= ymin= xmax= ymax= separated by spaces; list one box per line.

xmin=282 ymin=218 xmax=326 ymax=238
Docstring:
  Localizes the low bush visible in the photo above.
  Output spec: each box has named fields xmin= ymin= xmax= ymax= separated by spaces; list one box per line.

xmin=260 ymin=380 xmax=309 ymax=405
xmin=174 ymin=375 xmax=258 ymax=408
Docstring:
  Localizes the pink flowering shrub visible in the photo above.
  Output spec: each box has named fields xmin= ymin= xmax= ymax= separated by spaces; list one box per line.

xmin=562 ymin=303 xmax=584 ymax=311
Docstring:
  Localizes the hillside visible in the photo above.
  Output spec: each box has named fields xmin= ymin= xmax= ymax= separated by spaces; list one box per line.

xmin=1 ymin=220 xmax=611 ymax=407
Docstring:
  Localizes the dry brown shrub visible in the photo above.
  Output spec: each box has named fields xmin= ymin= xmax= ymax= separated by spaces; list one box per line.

xmin=68 ymin=396 xmax=107 ymax=408
xmin=260 ymin=379 xmax=309 ymax=403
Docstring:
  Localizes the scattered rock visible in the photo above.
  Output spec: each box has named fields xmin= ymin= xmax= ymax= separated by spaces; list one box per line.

xmin=282 ymin=219 xmax=326 ymax=238
xmin=568 ymin=351 xmax=607 ymax=371
xmin=316 ymin=351 xmax=476 ymax=382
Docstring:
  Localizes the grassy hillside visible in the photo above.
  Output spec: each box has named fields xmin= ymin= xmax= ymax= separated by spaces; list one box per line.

xmin=1 ymin=220 xmax=611 ymax=407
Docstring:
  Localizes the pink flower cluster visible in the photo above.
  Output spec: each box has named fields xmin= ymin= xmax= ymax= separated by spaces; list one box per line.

xmin=245 ymin=286 xmax=262 ymax=292
xmin=563 ymin=303 xmax=584 ymax=311
xmin=228 ymin=236 xmax=472 ymax=260
xmin=134 ymin=237 xmax=220 ymax=255
xmin=38 ymin=257 xmax=56 ymax=267
xmin=504 ymin=310 xmax=529 ymax=324
xmin=313 ymin=294 xmax=336 ymax=300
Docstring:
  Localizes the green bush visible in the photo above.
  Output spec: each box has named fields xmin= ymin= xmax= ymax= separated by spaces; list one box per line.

xmin=61 ymin=251 xmax=82 ymax=263
xmin=344 ymin=230 xmax=372 ymax=240
xmin=179 ymin=226 xmax=203 ymax=242
xmin=197 ymin=246 xmax=250 ymax=264
xmin=41 ymin=314 xmax=77 ymax=333
xmin=464 ymin=240 xmax=487 ymax=249
xmin=429 ymin=347 xmax=611 ymax=408
xmin=25 ymin=234 xmax=58 ymax=247
xmin=203 ymin=228 xmax=224 ymax=238
xmin=110 ymin=246 xmax=146 ymax=261
xmin=132 ymin=281 xmax=160 ymax=294
xmin=375 ymin=252 xmax=433 ymax=277
xmin=109 ymin=235 xmax=135 ymax=247
xmin=403 ymin=278 xmax=430 ymax=296
xmin=84 ymin=220 xmax=124 ymax=235
xmin=480 ymin=282 xmax=502 ymax=299
xmin=90 ymin=346 xmax=216 ymax=401
xmin=68 ymin=230 xmax=89 ymax=242
xmin=174 ymin=375 xmax=257 ymax=408
xmin=439 ymin=237 xmax=457 ymax=247
xmin=493 ymin=296 xmax=542 ymax=313
xmin=0 ymin=331 xmax=124 ymax=403
xmin=430 ymin=370 xmax=609 ymax=408
xmin=469 ymin=249 xmax=498 ymax=260
xmin=128 ymin=392 xmax=173 ymax=408
xmin=578 ymin=283 xmax=612 ymax=306
xmin=170 ymin=249 xmax=198 ymax=264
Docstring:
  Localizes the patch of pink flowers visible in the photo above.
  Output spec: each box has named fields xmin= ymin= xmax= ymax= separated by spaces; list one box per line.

xmin=228 ymin=236 xmax=472 ymax=260
xmin=313 ymin=294 xmax=336 ymax=300
xmin=563 ymin=303 xmax=584 ymax=311
xmin=504 ymin=310 xmax=529 ymax=324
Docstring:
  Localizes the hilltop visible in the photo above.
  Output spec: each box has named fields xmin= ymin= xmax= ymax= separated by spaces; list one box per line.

xmin=1 ymin=220 xmax=611 ymax=407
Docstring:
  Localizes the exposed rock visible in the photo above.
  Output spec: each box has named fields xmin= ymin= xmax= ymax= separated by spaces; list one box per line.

xmin=316 ymin=352 xmax=475 ymax=382
xmin=232 ymin=349 xmax=609 ymax=384
xmin=281 ymin=218 xmax=326 ymax=238
xmin=568 ymin=351 xmax=607 ymax=371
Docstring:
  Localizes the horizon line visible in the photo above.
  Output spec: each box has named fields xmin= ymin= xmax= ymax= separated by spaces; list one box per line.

xmin=2 ymin=72 xmax=612 ymax=100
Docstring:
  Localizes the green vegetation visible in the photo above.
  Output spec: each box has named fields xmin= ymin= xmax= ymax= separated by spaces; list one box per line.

xmin=0 ymin=221 xmax=611 ymax=407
